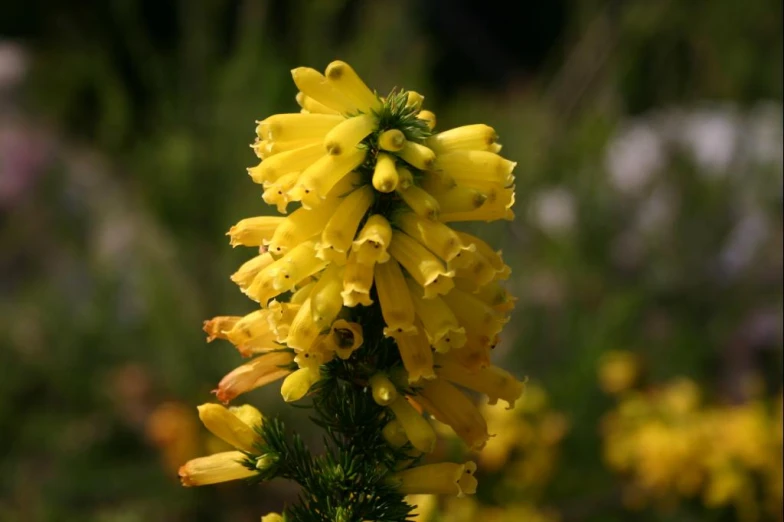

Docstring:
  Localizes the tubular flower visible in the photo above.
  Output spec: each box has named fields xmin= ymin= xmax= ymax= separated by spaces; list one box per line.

xmin=214 ymin=350 xmax=295 ymax=403
xmin=391 ymin=461 xmax=478 ymax=497
xmin=188 ymin=60 xmax=524 ymax=513
xmin=179 ymin=403 xmax=265 ymax=486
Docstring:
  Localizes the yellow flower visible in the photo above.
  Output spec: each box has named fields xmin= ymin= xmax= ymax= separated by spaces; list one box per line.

xmin=382 ymin=419 xmax=410 ymax=448
xmin=369 ymin=373 xmax=398 ymax=406
xmin=425 ymin=124 xmax=500 ymax=154
xmin=203 ymin=316 xmax=241 ymax=343
xmin=393 ymin=323 xmax=435 ymax=384
xmin=223 ymin=309 xmax=281 ymax=356
xmin=341 ymin=250 xmax=375 ymax=307
xmin=281 ymin=365 xmax=321 ymax=402
xmin=598 ymin=350 xmax=640 ymax=395
xmin=227 ymin=216 xmax=286 ymax=248
xmin=388 ymin=396 xmax=437 ymax=453
xmin=392 ymin=461 xmax=477 ymax=497
xmin=230 ymin=252 xmax=276 ymax=291
xmin=441 ymin=288 xmax=508 ymax=341
xmin=214 ymin=350 xmax=294 ymax=403
xmin=196 ymin=60 xmax=523 ymax=510
xmin=197 ymin=403 xmax=264 ymax=453
xmin=375 ymin=258 xmax=418 ymax=336
xmin=389 ymin=231 xmax=455 ymax=298
xmin=414 ymin=379 xmax=490 ymax=451
xmin=352 ymin=214 xmax=393 ymax=265
xmin=323 ymin=319 xmax=364 ymax=360
xmin=373 ymin=152 xmax=400 ymax=192
xmin=395 ymin=212 xmax=474 ymax=270
xmin=433 ymin=354 xmax=525 ymax=409
xmin=318 ymin=185 xmax=375 ymax=264
xmin=179 ymin=451 xmax=256 ymax=487
xmin=179 ymin=402 xmax=266 ymax=487
xmin=406 ymin=278 xmax=466 ymax=353
xmin=261 ymin=514 xmax=284 ymax=522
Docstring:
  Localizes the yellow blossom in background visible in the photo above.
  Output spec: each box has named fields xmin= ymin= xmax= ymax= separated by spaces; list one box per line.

xmin=599 ymin=355 xmax=783 ymax=522
xmin=145 ymin=401 xmax=201 ymax=475
xmin=597 ymin=350 xmax=640 ymax=395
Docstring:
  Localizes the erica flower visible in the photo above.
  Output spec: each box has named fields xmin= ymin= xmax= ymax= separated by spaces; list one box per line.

xmin=178 ymin=403 xmax=264 ymax=486
xmin=190 ymin=60 xmax=526 ymax=512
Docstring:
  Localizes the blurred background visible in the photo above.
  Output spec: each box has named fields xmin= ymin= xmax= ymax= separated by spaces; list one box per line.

xmin=1 ymin=1 xmax=781 ymax=521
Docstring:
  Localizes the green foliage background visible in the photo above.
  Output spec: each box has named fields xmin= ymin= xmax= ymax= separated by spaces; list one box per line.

xmin=0 ymin=1 xmax=781 ymax=521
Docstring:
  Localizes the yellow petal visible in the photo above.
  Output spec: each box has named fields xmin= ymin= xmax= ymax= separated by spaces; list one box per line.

xmin=395 ymin=212 xmax=474 ymax=270
xmin=393 ymin=325 xmax=435 ymax=384
xmin=405 ymin=91 xmax=424 ymax=110
xmin=388 ymin=396 xmax=436 ymax=453
xmin=417 ymin=110 xmax=436 ymax=130
xmin=406 ymin=279 xmax=466 ymax=353
xmin=227 ymin=217 xmax=285 ymax=248
xmin=325 ymin=60 xmax=381 ymax=112
xmin=434 ymin=354 xmax=525 ymax=408
xmin=245 ymin=241 xmax=328 ymax=305
xmin=369 ymin=373 xmax=398 ymax=406
xmin=262 ymin=171 xmax=300 ymax=213
xmin=309 ymin=264 xmax=345 ymax=326
xmin=197 ymin=403 xmax=263 ymax=453
xmin=203 ymin=316 xmax=241 ymax=343
xmin=215 ymin=351 xmax=294 ymax=403
xmin=372 ymin=152 xmax=400 ymax=193
xmin=389 ymin=231 xmax=454 ymax=298
xmin=323 ymin=319 xmax=364 ymax=359
xmin=453 ymin=231 xmax=511 ymax=279
xmin=450 ymin=333 xmax=494 ymax=371
xmin=382 ymin=419 xmax=409 ymax=448
xmin=228 ymin=404 xmax=264 ymax=431
xmin=441 ymin=186 xmax=515 ymax=223
xmin=295 ymin=91 xmax=339 ymax=115
xmin=426 ymin=124 xmax=498 ymax=153
xmin=293 ymin=148 xmax=366 ymax=207
xmin=398 ymin=141 xmax=436 ymax=170
xmin=247 ymin=142 xmax=323 ymax=185
xmin=341 ymin=250 xmax=374 ymax=307
xmin=179 ymin=451 xmax=256 ymax=487
xmin=287 ymin=297 xmax=323 ymax=349
xmin=436 ymin=150 xmax=515 ymax=187
xmin=324 ymin=113 xmax=376 ymax=155
xmin=391 ymin=461 xmax=477 ymax=497
xmin=318 ymin=185 xmax=374 ymax=263
xmin=256 ymin=113 xmax=343 ymax=141
xmin=431 ymin=185 xmax=489 ymax=214
xmin=225 ymin=309 xmax=280 ymax=356
xmin=290 ymin=67 xmax=356 ymax=114
xmin=352 ymin=214 xmax=393 ymax=265
xmin=378 ymin=129 xmax=406 ymax=152
xmin=267 ymin=201 xmax=342 ymax=255
xmin=441 ymin=287 xmax=507 ymax=339
xmin=281 ymin=366 xmax=321 ymax=402
xmin=231 ymin=253 xmax=276 ymax=291
xmin=396 ymin=183 xmax=440 ymax=220
xmin=375 ymin=259 xmax=417 ymax=336
xmin=416 ymin=379 xmax=489 ymax=450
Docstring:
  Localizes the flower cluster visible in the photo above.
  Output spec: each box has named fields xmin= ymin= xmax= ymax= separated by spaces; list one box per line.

xmin=178 ymin=60 xmax=524 ymax=516
xmin=599 ymin=352 xmax=783 ymax=522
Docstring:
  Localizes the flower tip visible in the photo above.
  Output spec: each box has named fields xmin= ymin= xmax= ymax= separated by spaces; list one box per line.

xmin=178 ymin=465 xmax=194 ymax=487
xmin=324 ymin=60 xmax=348 ymax=80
